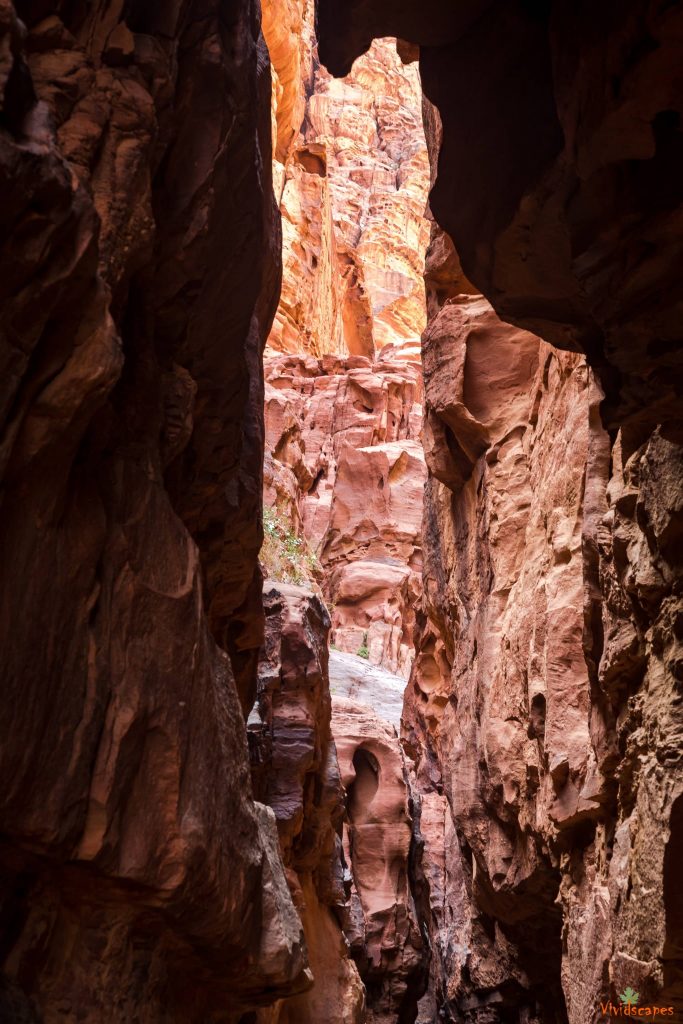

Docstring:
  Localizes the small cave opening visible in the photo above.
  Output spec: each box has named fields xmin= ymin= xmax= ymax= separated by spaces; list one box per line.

xmin=528 ymin=692 xmax=546 ymax=741
xmin=347 ymin=747 xmax=380 ymax=825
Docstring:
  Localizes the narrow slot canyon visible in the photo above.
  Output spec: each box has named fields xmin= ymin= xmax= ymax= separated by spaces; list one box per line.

xmin=0 ymin=3 xmax=682 ymax=1024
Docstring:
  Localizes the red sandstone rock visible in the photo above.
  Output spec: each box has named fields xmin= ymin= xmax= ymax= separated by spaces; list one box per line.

xmin=332 ymin=690 xmax=424 ymax=1023
xmin=314 ymin=7 xmax=683 ymax=1017
xmin=317 ymin=0 xmax=683 ymax=442
xmin=264 ymin=350 xmax=426 ymax=677
xmin=405 ymin=264 xmax=683 ymax=1022
xmin=0 ymin=1 xmax=300 ymax=1019
xmin=251 ymin=581 xmax=365 ymax=1023
xmin=262 ymin=3 xmax=430 ymax=359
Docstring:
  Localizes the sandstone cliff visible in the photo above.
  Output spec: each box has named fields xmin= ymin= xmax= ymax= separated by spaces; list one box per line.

xmin=260 ymin=11 xmax=432 ymax=679
xmin=264 ymin=349 xmax=425 ymax=677
xmin=2 ymin=0 xmax=682 ymax=1022
xmin=316 ymin=4 xmax=683 ymax=1013
xmin=264 ymin=9 xmax=430 ymax=360
xmin=0 ymin=1 xmax=308 ymax=1019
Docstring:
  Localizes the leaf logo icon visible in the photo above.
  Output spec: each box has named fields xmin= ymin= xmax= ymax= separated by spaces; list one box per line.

xmin=619 ymin=988 xmax=639 ymax=1006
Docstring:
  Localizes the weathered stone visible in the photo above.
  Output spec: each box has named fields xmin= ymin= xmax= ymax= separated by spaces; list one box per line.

xmin=264 ymin=350 xmax=426 ymax=677
xmin=263 ymin=5 xmax=431 ymax=360
xmin=251 ymin=581 xmax=365 ymax=1024
xmin=316 ymin=0 xmax=683 ymax=443
xmin=332 ymin=690 xmax=425 ymax=1023
xmin=0 ymin=0 xmax=300 ymax=1018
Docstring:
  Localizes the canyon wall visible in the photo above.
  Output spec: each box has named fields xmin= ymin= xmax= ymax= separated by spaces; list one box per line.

xmin=265 ymin=11 xmax=430 ymax=359
xmin=0 ymin=0 xmax=431 ymax=1017
xmin=260 ymin=13 xmax=431 ymax=677
xmin=0 ymin=1 xmax=311 ymax=1020
xmin=258 ymin=12 xmax=433 ymax=1020
xmin=250 ymin=581 xmax=365 ymax=1024
xmin=2 ymin=0 xmax=682 ymax=1021
xmin=316 ymin=4 xmax=683 ymax=1020
xmin=263 ymin=349 xmax=425 ymax=677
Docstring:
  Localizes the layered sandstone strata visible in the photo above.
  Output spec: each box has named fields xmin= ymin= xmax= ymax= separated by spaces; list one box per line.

xmin=332 ymin=672 xmax=425 ymax=1022
xmin=262 ymin=5 xmax=430 ymax=359
xmin=264 ymin=348 xmax=426 ymax=677
xmin=0 ymin=1 xmax=306 ymax=1019
xmin=250 ymin=582 xmax=365 ymax=1024
xmin=316 ymin=6 xmax=683 ymax=1019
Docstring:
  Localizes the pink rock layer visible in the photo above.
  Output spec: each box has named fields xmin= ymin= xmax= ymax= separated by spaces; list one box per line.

xmin=264 ymin=349 xmax=426 ymax=678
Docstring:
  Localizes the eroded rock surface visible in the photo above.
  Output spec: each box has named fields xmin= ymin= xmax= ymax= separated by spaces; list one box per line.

xmin=332 ymin=685 xmax=424 ymax=1023
xmin=0 ymin=1 xmax=306 ymax=1019
xmin=264 ymin=348 xmax=426 ymax=677
xmin=314 ymin=6 xmax=683 ymax=1020
xmin=316 ymin=0 xmax=683 ymax=444
xmin=251 ymin=582 xmax=365 ymax=1024
xmin=262 ymin=5 xmax=430 ymax=359
xmin=407 ymin=123 xmax=683 ymax=1024
xmin=330 ymin=649 xmax=405 ymax=729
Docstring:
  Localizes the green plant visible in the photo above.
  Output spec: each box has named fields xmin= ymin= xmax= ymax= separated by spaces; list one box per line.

xmin=357 ymin=632 xmax=370 ymax=660
xmin=261 ymin=505 xmax=322 ymax=588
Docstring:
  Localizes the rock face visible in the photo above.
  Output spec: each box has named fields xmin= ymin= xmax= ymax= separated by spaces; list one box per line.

xmin=249 ymin=584 xmax=427 ymax=1024
xmin=332 ymin=682 xmax=424 ymax=1022
xmin=316 ymin=6 xmax=683 ymax=1022
xmin=260 ymin=0 xmax=432 ymax=683
xmin=4 ymin=0 xmax=682 ymax=1022
xmin=316 ymin=0 xmax=683 ymax=445
xmin=330 ymin=649 xmax=405 ymax=729
xmin=405 ymin=298 xmax=603 ymax=1019
xmin=250 ymin=582 xmax=365 ymax=1024
xmin=406 ymin=305 xmax=683 ymax=1020
xmin=0 ymin=1 xmax=309 ymax=1020
xmin=262 ymin=7 xmax=430 ymax=359
xmin=264 ymin=348 xmax=426 ymax=677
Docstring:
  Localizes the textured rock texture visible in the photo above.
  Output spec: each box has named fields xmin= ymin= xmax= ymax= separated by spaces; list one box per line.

xmin=264 ymin=348 xmax=426 ymax=677
xmin=317 ymin=0 xmax=683 ymax=445
xmin=0 ymin=1 xmax=310 ymax=1019
xmin=405 ymin=297 xmax=603 ymax=1020
xmin=250 ymin=582 xmax=365 ymax=1024
xmin=332 ymin=683 xmax=424 ymax=1023
xmin=330 ymin=649 xmax=405 ymax=729
xmin=405 ymin=311 xmax=683 ymax=1020
xmin=316 ymin=4 xmax=683 ymax=1018
xmin=263 ymin=5 xmax=430 ymax=358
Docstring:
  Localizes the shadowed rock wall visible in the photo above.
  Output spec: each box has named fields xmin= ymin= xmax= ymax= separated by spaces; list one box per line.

xmin=0 ymin=0 xmax=309 ymax=1019
xmin=315 ymin=4 xmax=683 ymax=1021
xmin=250 ymin=582 xmax=365 ymax=1024
xmin=316 ymin=0 xmax=683 ymax=446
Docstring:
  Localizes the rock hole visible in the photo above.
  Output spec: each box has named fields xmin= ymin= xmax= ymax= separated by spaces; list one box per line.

xmin=527 ymin=693 xmax=546 ymax=740
xmin=347 ymin=747 xmax=380 ymax=824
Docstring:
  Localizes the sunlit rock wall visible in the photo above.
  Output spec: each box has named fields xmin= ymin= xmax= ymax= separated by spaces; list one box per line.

xmin=400 ymin=93 xmax=683 ymax=1024
xmin=262 ymin=3 xmax=430 ymax=358
xmin=263 ymin=349 xmax=425 ymax=677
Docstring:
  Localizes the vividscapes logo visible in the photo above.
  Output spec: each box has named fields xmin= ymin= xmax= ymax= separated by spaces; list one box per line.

xmin=599 ymin=987 xmax=675 ymax=1017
